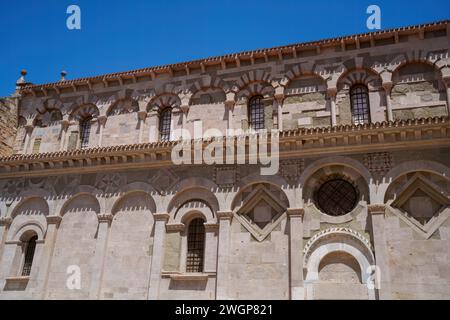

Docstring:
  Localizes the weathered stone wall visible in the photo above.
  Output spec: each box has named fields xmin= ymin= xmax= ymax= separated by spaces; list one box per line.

xmin=0 ymin=98 xmax=17 ymax=156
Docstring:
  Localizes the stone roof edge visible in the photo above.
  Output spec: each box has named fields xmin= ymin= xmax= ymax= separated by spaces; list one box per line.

xmin=19 ymin=20 xmax=449 ymax=91
xmin=0 ymin=116 xmax=448 ymax=164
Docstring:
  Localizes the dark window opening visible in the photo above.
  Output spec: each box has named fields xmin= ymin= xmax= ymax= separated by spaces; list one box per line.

xmin=79 ymin=116 xmax=92 ymax=149
xmin=186 ymin=218 xmax=205 ymax=273
xmin=316 ymin=179 xmax=358 ymax=216
xmin=350 ymin=85 xmax=371 ymax=125
xmin=248 ymin=96 xmax=265 ymax=131
xmin=159 ymin=108 xmax=172 ymax=141
xmin=22 ymin=235 xmax=38 ymax=277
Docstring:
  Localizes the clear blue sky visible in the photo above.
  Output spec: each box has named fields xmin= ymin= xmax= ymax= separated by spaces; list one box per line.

xmin=0 ymin=0 xmax=449 ymax=96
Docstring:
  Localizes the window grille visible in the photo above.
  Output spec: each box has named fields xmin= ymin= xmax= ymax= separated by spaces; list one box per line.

xmin=79 ymin=117 xmax=92 ymax=149
xmin=316 ymin=179 xmax=358 ymax=216
xmin=159 ymin=108 xmax=172 ymax=141
xmin=186 ymin=218 xmax=205 ymax=273
xmin=248 ymin=96 xmax=265 ymax=131
xmin=22 ymin=235 xmax=38 ymax=276
xmin=350 ymin=85 xmax=371 ymax=125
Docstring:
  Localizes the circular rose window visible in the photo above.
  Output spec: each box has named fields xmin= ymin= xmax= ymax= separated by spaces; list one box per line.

xmin=316 ymin=179 xmax=358 ymax=216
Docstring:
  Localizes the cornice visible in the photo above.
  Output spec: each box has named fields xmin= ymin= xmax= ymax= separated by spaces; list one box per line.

xmin=0 ymin=117 xmax=449 ymax=179
xmin=17 ymin=20 xmax=449 ymax=95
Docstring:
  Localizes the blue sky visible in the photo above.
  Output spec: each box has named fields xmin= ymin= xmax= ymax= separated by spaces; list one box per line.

xmin=0 ymin=0 xmax=449 ymax=96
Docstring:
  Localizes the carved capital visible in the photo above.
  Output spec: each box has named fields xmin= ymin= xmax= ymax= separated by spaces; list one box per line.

xmin=217 ymin=211 xmax=233 ymax=221
xmin=97 ymin=213 xmax=113 ymax=224
xmin=166 ymin=223 xmax=185 ymax=232
xmin=326 ymin=87 xmax=337 ymax=99
xmin=368 ymin=204 xmax=386 ymax=216
xmin=137 ymin=110 xmax=148 ymax=121
xmin=204 ymin=223 xmax=219 ymax=232
xmin=224 ymin=100 xmax=235 ymax=111
xmin=287 ymin=208 xmax=305 ymax=219
xmin=97 ymin=115 xmax=108 ymax=126
xmin=0 ymin=217 xmax=12 ymax=227
xmin=46 ymin=216 xmax=62 ymax=226
xmin=382 ymin=82 xmax=393 ymax=93
xmin=180 ymin=104 xmax=189 ymax=114
xmin=59 ymin=119 xmax=70 ymax=131
xmin=154 ymin=213 xmax=170 ymax=222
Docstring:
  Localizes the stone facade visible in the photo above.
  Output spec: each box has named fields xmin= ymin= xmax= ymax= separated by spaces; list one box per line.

xmin=0 ymin=98 xmax=18 ymax=157
xmin=0 ymin=21 xmax=450 ymax=300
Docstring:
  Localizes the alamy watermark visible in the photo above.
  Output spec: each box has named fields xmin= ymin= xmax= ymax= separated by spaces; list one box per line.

xmin=160 ymin=121 xmax=279 ymax=176
xmin=66 ymin=5 xmax=81 ymax=30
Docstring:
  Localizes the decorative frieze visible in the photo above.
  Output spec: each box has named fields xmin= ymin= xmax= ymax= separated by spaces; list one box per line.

xmin=213 ymin=165 xmax=240 ymax=188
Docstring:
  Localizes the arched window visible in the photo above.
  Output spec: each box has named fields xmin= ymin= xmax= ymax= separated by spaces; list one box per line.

xmin=248 ymin=96 xmax=265 ymax=130
xmin=79 ymin=116 xmax=92 ymax=149
xmin=159 ymin=108 xmax=172 ymax=142
xmin=49 ymin=109 xmax=63 ymax=122
xmin=22 ymin=235 xmax=38 ymax=276
xmin=350 ymin=85 xmax=371 ymax=125
xmin=186 ymin=218 xmax=205 ymax=273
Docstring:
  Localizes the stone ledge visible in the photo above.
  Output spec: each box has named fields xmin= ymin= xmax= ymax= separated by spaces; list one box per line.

xmin=4 ymin=276 xmax=30 ymax=291
xmin=161 ymin=272 xmax=216 ymax=281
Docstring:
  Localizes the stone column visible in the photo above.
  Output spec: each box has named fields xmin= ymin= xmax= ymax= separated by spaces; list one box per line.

xmin=327 ymin=88 xmax=337 ymax=126
xmin=137 ymin=111 xmax=148 ymax=143
xmin=368 ymin=204 xmax=392 ymax=300
xmin=0 ymin=217 xmax=12 ymax=265
xmin=444 ymin=78 xmax=450 ymax=116
xmin=203 ymin=223 xmax=219 ymax=273
xmin=225 ymin=101 xmax=235 ymax=133
xmin=215 ymin=211 xmax=233 ymax=300
xmin=97 ymin=116 xmax=107 ymax=147
xmin=275 ymin=94 xmax=284 ymax=131
xmin=38 ymin=216 xmax=61 ymax=299
xmin=22 ymin=124 xmax=34 ymax=154
xmin=147 ymin=110 xmax=160 ymax=143
xmin=383 ymin=83 xmax=394 ymax=122
xmin=287 ymin=208 xmax=305 ymax=300
xmin=89 ymin=213 xmax=113 ymax=300
xmin=180 ymin=105 xmax=189 ymax=140
xmin=59 ymin=119 xmax=70 ymax=151
xmin=148 ymin=213 xmax=169 ymax=300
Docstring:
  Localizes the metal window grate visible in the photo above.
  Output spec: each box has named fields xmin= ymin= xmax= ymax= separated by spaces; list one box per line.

xmin=350 ymin=85 xmax=371 ymax=125
xmin=316 ymin=179 xmax=358 ymax=216
xmin=79 ymin=117 xmax=92 ymax=149
xmin=159 ymin=108 xmax=172 ymax=142
xmin=22 ymin=235 xmax=38 ymax=277
xmin=248 ymin=96 xmax=265 ymax=131
xmin=186 ymin=218 xmax=205 ymax=273
xmin=80 ymin=117 xmax=92 ymax=149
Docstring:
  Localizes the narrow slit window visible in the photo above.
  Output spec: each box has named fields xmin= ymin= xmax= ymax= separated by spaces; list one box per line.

xmin=79 ymin=116 xmax=92 ymax=149
xmin=22 ymin=235 xmax=38 ymax=277
xmin=159 ymin=108 xmax=172 ymax=142
xmin=186 ymin=218 xmax=205 ymax=273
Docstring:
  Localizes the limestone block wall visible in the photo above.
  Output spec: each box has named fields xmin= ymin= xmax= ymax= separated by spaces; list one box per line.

xmin=0 ymin=98 xmax=17 ymax=157
xmin=0 ymin=148 xmax=449 ymax=299
xmin=10 ymin=24 xmax=449 ymax=154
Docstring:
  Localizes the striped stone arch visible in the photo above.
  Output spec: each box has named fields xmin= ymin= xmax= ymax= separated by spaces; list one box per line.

xmin=235 ymin=69 xmax=273 ymax=91
xmin=236 ymin=82 xmax=275 ymax=102
xmin=337 ymin=68 xmax=383 ymax=92
xmin=69 ymin=103 xmax=100 ymax=121
xmin=281 ymin=63 xmax=327 ymax=87
xmin=188 ymin=76 xmax=229 ymax=96
xmin=173 ymin=199 xmax=216 ymax=225
xmin=36 ymin=98 xmax=64 ymax=114
xmin=147 ymin=93 xmax=181 ymax=112
xmin=387 ymin=50 xmax=446 ymax=80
